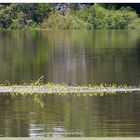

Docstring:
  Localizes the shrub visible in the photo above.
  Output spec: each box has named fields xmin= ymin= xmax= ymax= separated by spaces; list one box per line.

xmin=22 ymin=22 xmax=38 ymax=30
xmin=0 ymin=4 xmax=15 ymax=28
xmin=76 ymin=4 xmax=138 ymax=29
xmin=110 ymin=8 xmax=137 ymax=29
xmin=41 ymin=10 xmax=92 ymax=29
xmin=127 ymin=18 xmax=140 ymax=29
xmin=0 ymin=4 xmax=139 ymax=30
xmin=9 ymin=12 xmax=27 ymax=29
xmin=17 ymin=3 xmax=53 ymax=22
xmin=76 ymin=5 xmax=108 ymax=29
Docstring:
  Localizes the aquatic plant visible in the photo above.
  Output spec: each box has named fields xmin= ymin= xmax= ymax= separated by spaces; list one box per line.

xmin=0 ymin=82 xmax=138 ymax=96
xmin=0 ymin=77 xmax=138 ymax=97
xmin=30 ymin=76 xmax=45 ymax=85
xmin=1 ymin=80 xmax=137 ymax=105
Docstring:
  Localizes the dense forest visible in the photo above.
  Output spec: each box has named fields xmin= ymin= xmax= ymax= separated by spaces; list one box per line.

xmin=0 ymin=3 xmax=140 ymax=29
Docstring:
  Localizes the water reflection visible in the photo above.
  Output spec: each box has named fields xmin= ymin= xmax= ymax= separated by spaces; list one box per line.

xmin=1 ymin=30 xmax=140 ymax=137
xmin=0 ymin=30 xmax=140 ymax=85
xmin=1 ymin=93 xmax=140 ymax=137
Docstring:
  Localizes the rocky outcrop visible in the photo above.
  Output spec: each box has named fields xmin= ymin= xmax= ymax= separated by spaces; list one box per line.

xmin=55 ymin=3 xmax=92 ymax=15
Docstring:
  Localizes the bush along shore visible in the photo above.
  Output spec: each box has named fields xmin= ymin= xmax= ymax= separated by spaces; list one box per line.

xmin=0 ymin=3 xmax=140 ymax=30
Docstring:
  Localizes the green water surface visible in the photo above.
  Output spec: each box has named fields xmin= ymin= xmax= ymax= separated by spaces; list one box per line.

xmin=0 ymin=30 xmax=140 ymax=137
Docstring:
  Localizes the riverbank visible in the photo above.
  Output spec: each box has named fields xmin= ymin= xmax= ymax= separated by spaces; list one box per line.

xmin=0 ymin=4 xmax=140 ymax=30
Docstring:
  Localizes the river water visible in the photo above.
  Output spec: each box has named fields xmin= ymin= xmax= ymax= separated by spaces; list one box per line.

xmin=0 ymin=30 xmax=140 ymax=137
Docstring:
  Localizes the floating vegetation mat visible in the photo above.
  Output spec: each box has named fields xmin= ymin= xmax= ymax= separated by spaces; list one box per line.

xmin=0 ymin=83 xmax=139 ymax=96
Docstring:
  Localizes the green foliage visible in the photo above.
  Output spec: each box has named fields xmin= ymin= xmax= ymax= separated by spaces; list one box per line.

xmin=76 ymin=4 xmax=138 ymax=29
xmin=127 ymin=18 xmax=140 ymax=29
xmin=33 ymin=4 xmax=53 ymax=22
xmin=0 ymin=3 xmax=53 ymax=29
xmin=30 ymin=76 xmax=44 ymax=85
xmin=9 ymin=12 xmax=26 ymax=29
xmin=0 ymin=4 xmax=17 ymax=28
xmin=41 ymin=9 xmax=92 ymax=29
xmin=0 ymin=3 xmax=139 ymax=29
xmin=17 ymin=3 xmax=53 ymax=22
